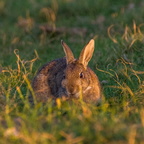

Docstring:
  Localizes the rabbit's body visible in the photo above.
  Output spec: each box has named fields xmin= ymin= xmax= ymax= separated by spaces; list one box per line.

xmin=31 ymin=39 xmax=101 ymax=104
xmin=32 ymin=58 xmax=66 ymax=102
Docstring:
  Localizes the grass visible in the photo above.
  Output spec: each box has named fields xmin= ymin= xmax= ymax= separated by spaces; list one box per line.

xmin=0 ymin=0 xmax=144 ymax=143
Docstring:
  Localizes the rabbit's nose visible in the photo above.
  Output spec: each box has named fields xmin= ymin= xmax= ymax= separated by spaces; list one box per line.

xmin=68 ymin=85 xmax=75 ymax=94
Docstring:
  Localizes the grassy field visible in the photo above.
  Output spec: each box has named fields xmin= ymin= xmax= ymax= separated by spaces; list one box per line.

xmin=0 ymin=0 xmax=144 ymax=143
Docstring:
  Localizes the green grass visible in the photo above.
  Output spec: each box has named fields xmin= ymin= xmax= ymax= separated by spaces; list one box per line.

xmin=0 ymin=0 xmax=144 ymax=143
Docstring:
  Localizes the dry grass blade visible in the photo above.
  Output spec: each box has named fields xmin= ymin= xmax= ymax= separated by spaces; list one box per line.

xmin=60 ymin=131 xmax=84 ymax=144
xmin=17 ymin=15 xmax=34 ymax=32
xmin=108 ymin=25 xmax=118 ymax=43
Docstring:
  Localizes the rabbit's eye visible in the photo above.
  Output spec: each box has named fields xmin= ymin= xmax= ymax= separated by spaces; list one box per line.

xmin=80 ymin=72 xmax=84 ymax=78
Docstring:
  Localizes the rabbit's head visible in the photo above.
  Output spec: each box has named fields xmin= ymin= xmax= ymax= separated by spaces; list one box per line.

xmin=61 ymin=39 xmax=96 ymax=99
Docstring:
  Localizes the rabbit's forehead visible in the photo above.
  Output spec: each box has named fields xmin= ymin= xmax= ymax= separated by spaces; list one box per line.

xmin=66 ymin=63 xmax=85 ymax=74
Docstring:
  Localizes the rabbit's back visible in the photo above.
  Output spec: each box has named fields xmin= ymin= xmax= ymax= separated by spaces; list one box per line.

xmin=31 ymin=58 xmax=66 ymax=102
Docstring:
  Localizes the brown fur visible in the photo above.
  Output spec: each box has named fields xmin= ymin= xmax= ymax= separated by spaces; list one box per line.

xmin=31 ymin=39 xmax=101 ymax=104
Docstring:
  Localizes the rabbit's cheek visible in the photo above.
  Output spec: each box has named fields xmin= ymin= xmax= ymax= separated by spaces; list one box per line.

xmin=81 ymin=79 xmax=89 ymax=90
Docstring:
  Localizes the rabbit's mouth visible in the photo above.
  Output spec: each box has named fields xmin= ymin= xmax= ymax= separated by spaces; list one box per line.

xmin=67 ymin=92 xmax=80 ymax=99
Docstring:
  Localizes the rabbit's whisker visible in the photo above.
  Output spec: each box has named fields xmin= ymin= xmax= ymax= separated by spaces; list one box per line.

xmin=83 ymin=86 xmax=92 ymax=93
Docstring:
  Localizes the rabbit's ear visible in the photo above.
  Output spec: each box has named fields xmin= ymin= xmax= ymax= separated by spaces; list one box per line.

xmin=61 ymin=40 xmax=75 ymax=64
xmin=79 ymin=39 xmax=95 ymax=68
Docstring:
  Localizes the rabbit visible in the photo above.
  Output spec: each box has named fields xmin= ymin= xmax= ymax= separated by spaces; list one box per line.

xmin=31 ymin=39 xmax=101 ymax=104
